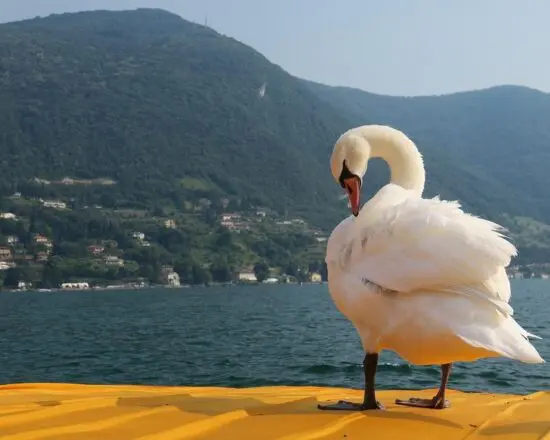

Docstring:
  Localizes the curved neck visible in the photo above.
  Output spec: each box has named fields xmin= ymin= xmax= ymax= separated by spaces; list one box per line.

xmin=356 ymin=126 xmax=426 ymax=195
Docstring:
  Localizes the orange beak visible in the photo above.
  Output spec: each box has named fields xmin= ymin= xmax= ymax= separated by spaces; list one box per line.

xmin=343 ymin=176 xmax=361 ymax=217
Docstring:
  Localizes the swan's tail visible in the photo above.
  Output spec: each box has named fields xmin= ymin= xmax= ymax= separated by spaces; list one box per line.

xmin=457 ymin=316 xmax=544 ymax=364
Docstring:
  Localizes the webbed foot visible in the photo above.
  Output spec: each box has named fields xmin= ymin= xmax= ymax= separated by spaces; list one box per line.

xmin=318 ymin=399 xmax=385 ymax=411
xmin=395 ymin=396 xmax=450 ymax=409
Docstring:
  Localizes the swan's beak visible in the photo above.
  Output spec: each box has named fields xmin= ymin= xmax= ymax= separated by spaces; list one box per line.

xmin=343 ymin=176 xmax=361 ymax=217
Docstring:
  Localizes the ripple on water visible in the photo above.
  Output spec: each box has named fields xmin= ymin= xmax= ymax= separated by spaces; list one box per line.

xmin=0 ymin=280 xmax=548 ymax=395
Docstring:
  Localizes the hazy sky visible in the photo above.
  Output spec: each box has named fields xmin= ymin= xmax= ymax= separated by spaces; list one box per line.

xmin=2 ymin=0 xmax=549 ymax=96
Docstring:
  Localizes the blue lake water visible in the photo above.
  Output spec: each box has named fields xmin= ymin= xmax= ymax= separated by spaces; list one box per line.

xmin=0 ymin=280 xmax=548 ymax=394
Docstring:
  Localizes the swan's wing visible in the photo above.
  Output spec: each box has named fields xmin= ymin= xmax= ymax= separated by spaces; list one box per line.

xmin=326 ymin=215 xmax=355 ymax=266
xmin=341 ymin=186 xmax=517 ymax=303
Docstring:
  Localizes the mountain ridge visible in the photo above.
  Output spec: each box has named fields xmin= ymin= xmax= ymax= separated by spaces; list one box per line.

xmin=304 ymin=79 xmax=550 ymax=226
xmin=0 ymin=8 xmax=549 ymax=264
xmin=308 ymin=82 xmax=547 ymax=99
xmin=0 ymin=8 xmax=355 ymax=227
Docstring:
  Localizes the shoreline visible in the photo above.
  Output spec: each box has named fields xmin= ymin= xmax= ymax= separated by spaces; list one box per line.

xmin=1 ymin=281 xmax=328 ymax=293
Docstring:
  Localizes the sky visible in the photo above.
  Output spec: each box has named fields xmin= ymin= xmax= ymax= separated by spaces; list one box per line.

xmin=1 ymin=0 xmax=549 ymax=96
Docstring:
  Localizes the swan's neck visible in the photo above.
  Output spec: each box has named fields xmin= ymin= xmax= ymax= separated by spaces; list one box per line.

xmin=361 ymin=127 xmax=426 ymax=195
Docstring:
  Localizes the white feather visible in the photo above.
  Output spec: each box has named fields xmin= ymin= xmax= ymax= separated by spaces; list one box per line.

xmin=326 ymin=125 xmax=544 ymax=366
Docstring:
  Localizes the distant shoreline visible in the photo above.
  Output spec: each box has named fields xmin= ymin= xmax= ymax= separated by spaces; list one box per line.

xmin=1 ymin=281 xmax=328 ymax=293
xmin=1 ymin=278 xmax=544 ymax=294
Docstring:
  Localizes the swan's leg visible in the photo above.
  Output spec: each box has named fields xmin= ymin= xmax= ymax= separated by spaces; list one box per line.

xmin=395 ymin=363 xmax=452 ymax=409
xmin=318 ymin=353 xmax=384 ymax=411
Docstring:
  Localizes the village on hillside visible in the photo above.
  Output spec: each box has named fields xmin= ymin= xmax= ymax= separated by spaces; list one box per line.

xmin=0 ymin=184 xmax=329 ymax=291
xmin=1 ymin=177 xmax=548 ymax=292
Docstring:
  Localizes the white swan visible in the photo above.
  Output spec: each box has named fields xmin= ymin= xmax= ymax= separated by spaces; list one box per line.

xmin=318 ymin=124 xmax=544 ymax=412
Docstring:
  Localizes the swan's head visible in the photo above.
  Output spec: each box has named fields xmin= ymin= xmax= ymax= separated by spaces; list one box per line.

xmin=330 ymin=134 xmax=370 ymax=217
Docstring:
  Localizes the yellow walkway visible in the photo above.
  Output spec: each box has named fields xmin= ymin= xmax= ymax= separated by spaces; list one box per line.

xmin=0 ymin=383 xmax=548 ymax=439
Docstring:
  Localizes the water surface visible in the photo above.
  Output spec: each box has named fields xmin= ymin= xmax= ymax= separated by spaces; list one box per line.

xmin=0 ymin=280 xmax=548 ymax=394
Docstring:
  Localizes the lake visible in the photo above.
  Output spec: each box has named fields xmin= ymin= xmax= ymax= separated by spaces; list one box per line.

xmin=0 ymin=280 xmax=548 ymax=395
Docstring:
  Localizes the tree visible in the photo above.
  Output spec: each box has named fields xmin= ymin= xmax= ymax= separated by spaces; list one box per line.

xmin=211 ymin=256 xmax=233 ymax=283
xmin=320 ymin=262 xmax=328 ymax=282
xmin=284 ymin=261 xmax=298 ymax=277
xmin=99 ymin=193 xmax=116 ymax=208
xmin=295 ymin=269 xmax=309 ymax=283
xmin=192 ymin=265 xmax=212 ymax=285
xmin=215 ymin=228 xmax=233 ymax=248
xmin=174 ymin=258 xmax=194 ymax=284
xmin=519 ymin=265 xmax=533 ymax=279
xmin=0 ymin=219 xmax=26 ymax=237
xmin=41 ymin=261 xmax=63 ymax=288
xmin=153 ymin=206 xmax=164 ymax=217
xmin=55 ymin=242 xmax=88 ymax=258
xmin=3 ymin=267 xmax=21 ymax=288
xmin=308 ymin=260 xmax=322 ymax=274
xmin=158 ymin=229 xmax=189 ymax=254
xmin=253 ymin=262 xmax=270 ymax=283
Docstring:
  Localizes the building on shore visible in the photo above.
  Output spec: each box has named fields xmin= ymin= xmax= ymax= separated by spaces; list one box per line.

xmin=61 ymin=282 xmax=90 ymax=290
xmin=160 ymin=266 xmax=181 ymax=287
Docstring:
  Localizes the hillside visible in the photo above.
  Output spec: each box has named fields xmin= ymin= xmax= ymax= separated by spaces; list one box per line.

xmin=305 ymin=81 xmax=550 ymax=223
xmin=0 ymin=8 xmax=351 ymax=228
xmin=304 ymin=81 xmax=550 ymax=261
xmin=0 ymin=8 xmax=549 ymax=270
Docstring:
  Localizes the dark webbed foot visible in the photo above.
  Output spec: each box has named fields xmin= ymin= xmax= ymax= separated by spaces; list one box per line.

xmin=317 ymin=352 xmax=384 ymax=412
xmin=318 ymin=399 xmax=385 ymax=411
xmin=395 ymin=363 xmax=453 ymax=410
xmin=395 ymin=396 xmax=449 ymax=409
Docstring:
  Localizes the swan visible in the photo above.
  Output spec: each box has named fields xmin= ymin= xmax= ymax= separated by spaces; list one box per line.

xmin=318 ymin=124 xmax=544 ymax=411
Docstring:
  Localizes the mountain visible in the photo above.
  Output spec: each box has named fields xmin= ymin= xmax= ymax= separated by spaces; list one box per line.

xmin=1 ymin=9 xmax=550 ymax=263
xmin=304 ymin=81 xmax=550 ymax=223
xmin=0 ymin=8 xmax=351 ymax=227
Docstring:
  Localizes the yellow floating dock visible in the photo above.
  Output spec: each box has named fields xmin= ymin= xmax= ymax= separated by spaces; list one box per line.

xmin=0 ymin=383 xmax=548 ymax=439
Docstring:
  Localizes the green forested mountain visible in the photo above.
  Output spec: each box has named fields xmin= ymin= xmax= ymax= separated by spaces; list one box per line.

xmin=0 ymin=8 xmax=549 ymax=274
xmin=0 ymin=8 xmax=350 ymax=228
xmin=305 ymin=81 xmax=550 ymax=222
xmin=303 ymin=81 xmax=550 ymax=262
